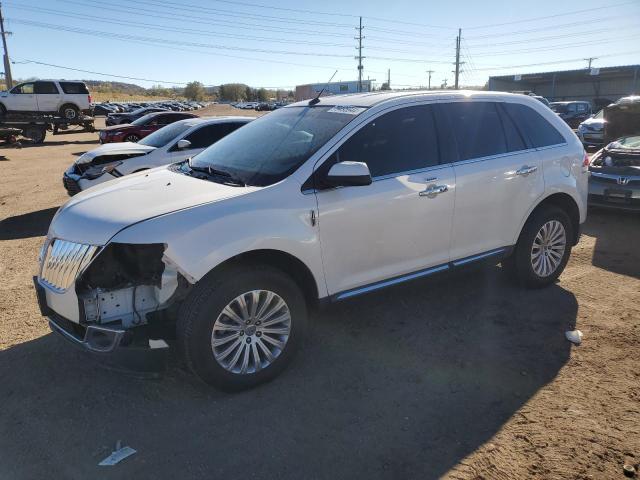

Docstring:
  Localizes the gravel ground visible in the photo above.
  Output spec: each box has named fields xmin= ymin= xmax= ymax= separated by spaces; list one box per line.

xmin=0 ymin=110 xmax=638 ymax=479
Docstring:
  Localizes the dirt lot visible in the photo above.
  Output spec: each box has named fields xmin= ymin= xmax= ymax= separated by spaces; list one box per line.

xmin=0 ymin=109 xmax=638 ymax=479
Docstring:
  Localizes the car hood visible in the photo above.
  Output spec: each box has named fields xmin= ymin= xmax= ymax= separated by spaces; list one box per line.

xmin=101 ymin=123 xmax=135 ymax=132
xmin=580 ymin=117 xmax=604 ymax=128
xmin=49 ymin=167 xmax=260 ymax=245
xmin=76 ymin=142 xmax=156 ymax=163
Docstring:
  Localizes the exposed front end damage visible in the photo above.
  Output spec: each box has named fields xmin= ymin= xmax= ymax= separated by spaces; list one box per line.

xmin=36 ymin=240 xmax=193 ymax=372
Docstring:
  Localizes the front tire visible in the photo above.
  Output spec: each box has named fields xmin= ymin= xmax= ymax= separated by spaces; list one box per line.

xmin=178 ymin=265 xmax=307 ymax=391
xmin=503 ymin=206 xmax=572 ymax=288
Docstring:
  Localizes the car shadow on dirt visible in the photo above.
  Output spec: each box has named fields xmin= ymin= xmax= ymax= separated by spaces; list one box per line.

xmin=583 ymin=208 xmax=640 ymax=279
xmin=0 ymin=207 xmax=58 ymax=240
xmin=0 ymin=266 xmax=577 ymax=479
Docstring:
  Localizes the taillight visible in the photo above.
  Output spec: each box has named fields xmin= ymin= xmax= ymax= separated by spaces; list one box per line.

xmin=88 ymin=94 xmax=92 ymax=104
xmin=582 ymin=151 xmax=590 ymax=172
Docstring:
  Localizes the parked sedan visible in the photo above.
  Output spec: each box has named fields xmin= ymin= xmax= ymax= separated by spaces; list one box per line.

xmin=92 ymin=104 xmax=118 ymax=116
xmin=588 ymin=135 xmax=640 ymax=210
xmin=99 ymin=111 xmax=197 ymax=144
xmin=64 ymin=116 xmax=253 ymax=195
xmin=105 ymin=106 xmax=169 ymax=126
xmin=577 ymin=110 xmax=605 ymax=147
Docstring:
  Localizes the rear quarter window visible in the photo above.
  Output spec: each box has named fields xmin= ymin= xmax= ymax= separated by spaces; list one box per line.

xmin=59 ymin=82 xmax=90 ymax=94
xmin=502 ymin=103 xmax=566 ymax=148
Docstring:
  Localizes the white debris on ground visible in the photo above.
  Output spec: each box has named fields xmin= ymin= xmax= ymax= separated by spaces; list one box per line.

xmin=565 ymin=329 xmax=584 ymax=345
xmin=98 ymin=441 xmax=137 ymax=466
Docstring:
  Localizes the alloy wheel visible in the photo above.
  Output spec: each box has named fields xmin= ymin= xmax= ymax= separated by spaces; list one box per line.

xmin=530 ymin=220 xmax=566 ymax=277
xmin=211 ymin=290 xmax=291 ymax=375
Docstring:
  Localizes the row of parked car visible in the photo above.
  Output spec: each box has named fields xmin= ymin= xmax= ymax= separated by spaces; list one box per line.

xmin=93 ymin=100 xmax=209 ymax=118
xmin=233 ymin=101 xmax=287 ymax=111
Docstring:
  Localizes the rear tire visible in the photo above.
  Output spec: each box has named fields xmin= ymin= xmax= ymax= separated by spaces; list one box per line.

xmin=178 ymin=265 xmax=307 ymax=391
xmin=503 ymin=206 xmax=572 ymax=288
xmin=60 ymin=104 xmax=79 ymax=120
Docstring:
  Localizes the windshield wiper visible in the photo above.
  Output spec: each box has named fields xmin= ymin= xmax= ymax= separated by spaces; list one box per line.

xmin=187 ymin=160 xmax=246 ymax=186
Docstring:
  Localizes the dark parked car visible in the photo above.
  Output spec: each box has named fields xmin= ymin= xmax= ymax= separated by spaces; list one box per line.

xmin=92 ymin=104 xmax=118 ymax=116
xmin=105 ymin=106 xmax=169 ymax=126
xmin=588 ymin=135 xmax=640 ymax=210
xmin=99 ymin=111 xmax=197 ymax=143
xmin=549 ymin=101 xmax=592 ymax=129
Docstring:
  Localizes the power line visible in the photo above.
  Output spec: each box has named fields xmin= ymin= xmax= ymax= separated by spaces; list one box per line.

xmin=464 ymin=1 xmax=637 ymax=30
xmin=15 ymin=58 xmax=191 ymax=84
xmin=5 ymin=3 xmax=356 ymax=48
xmin=471 ymin=50 xmax=640 ymax=71
xmin=465 ymin=14 xmax=630 ymax=39
xmin=7 ymin=18 xmax=355 ymax=58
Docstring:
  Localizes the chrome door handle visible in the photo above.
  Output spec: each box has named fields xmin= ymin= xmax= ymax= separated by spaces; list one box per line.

xmin=419 ymin=184 xmax=448 ymax=197
xmin=516 ymin=165 xmax=538 ymax=176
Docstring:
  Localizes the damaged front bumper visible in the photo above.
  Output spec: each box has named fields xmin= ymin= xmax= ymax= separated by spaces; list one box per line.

xmin=34 ymin=239 xmax=190 ymax=373
xmin=34 ymin=277 xmax=171 ymax=373
xmin=62 ymin=163 xmax=119 ymax=196
xmin=33 ymin=277 xmax=169 ymax=374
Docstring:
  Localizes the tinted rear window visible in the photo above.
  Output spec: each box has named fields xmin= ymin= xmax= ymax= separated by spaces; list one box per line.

xmin=442 ymin=102 xmax=507 ymax=161
xmin=35 ymin=81 xmax=59 ymax=94
xmin=59 ymin=82 xmax=89 ymax=94
xmin=503 ymin=103 xmax=566 ymax=148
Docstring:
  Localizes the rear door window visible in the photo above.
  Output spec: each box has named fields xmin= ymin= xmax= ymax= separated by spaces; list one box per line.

xmin=180 ymin=123 xmax=244 ymax=149
xmin=440 ymin=102 xmax=507 ymax=161
xmin=336 ymin=105 xmax=440 ymax=177
xmin=502 ymin=103 xmax=566 ymax=148
xmin=59 ymin=82 xmax=89 ymax=94
xmin=34 ymin=81 xmax=59 ymax=94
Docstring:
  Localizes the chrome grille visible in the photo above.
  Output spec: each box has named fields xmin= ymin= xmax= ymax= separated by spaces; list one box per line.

xmin=39 ymin=239 xmax=98 ymax=292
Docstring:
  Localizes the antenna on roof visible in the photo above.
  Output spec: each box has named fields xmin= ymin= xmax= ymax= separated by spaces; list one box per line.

xmin=309 ymin=70 xmax=338 ymax=106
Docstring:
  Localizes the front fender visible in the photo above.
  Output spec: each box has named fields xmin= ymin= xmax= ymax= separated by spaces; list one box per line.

xmin=110 ymin=183 xmax=327 ymax=297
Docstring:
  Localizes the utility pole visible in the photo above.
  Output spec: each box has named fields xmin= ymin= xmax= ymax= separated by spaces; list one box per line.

xmin=355 ymin=16 xmax=364 ymax=93
xmin=0 ymin=3 xmax=13 ymax=89
xmin=387 ymin=68 xmax=390 ymax=89
xmin=426 ymin=69 xmax=434 ymax=90
xmin=454 ymin=28 xmax=462 ymax=90
xmin=584 ymin=57 xmax=598 ymax=69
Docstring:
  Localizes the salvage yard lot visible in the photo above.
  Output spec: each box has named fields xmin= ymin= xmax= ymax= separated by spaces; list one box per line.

xmin=0 ymin=108 xmax=638 ymax=479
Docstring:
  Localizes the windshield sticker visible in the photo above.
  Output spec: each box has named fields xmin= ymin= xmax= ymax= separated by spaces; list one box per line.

xmin=327 ymin=106 xmax=366 ymax=115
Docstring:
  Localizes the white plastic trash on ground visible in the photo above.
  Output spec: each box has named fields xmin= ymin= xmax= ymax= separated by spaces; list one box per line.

xmin=565 ymin=329 xmax=583 ymax=345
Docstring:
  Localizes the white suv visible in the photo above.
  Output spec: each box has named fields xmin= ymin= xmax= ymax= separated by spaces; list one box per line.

xmin=0 ymin=80 xmax=92 ymax=120
xmin=34 ymin=91 xmax=588 ymax=390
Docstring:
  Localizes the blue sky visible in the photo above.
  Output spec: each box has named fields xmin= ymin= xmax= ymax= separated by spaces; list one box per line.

xmin=3 ymin=0 xmax=640 ymax=90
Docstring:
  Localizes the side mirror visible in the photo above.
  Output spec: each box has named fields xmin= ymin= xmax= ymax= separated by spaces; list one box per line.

xmin=324 ymin=161 xmax=372 ymax=187
xmin=177 ymin=139 xmax=192 ymax=150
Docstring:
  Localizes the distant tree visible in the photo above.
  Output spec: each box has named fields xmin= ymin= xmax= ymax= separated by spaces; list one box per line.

xmin=184 ymin=81 xmax=206 ymax=101
xmin=380 ymin=82 xmax=390 ymax=90
xmin=257 ymin=88 xmax=269 ymax=102
xmin=244 ymin=85 xmax=254 ymax=101
xmin=219 ymin=83 xmax=247 ymax=102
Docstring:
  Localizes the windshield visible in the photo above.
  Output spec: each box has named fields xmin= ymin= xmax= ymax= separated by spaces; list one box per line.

xmin=131 ymin=107 xmax=148 ymax=116
xmin=139 ymin=120 xmax=197 ymax=148
xmin=608 ymin=136 xmax=640 ymax=150
xmin=131 ymin=113 xmax=159 ymax=126
xmin=550 ymin=103 xmax=568 ymax=113
xmin=190 ymin=106 xmax=362 ymax=186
